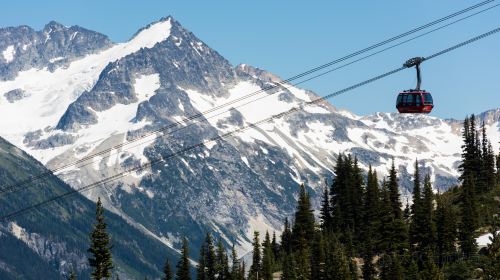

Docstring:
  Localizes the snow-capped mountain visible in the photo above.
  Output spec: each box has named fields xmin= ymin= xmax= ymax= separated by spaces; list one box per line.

xmin=1 ymin=16 xmax=499 ymax=258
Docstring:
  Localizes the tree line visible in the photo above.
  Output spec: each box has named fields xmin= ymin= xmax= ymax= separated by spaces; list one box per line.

xmin=82 ymin=114 xmax=499 ymax=279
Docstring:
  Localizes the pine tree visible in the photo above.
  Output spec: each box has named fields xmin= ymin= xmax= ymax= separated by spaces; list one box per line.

xmin=418 ymin=250 xmax=444 ymax=280
xmin=197 ymin=241 xmax=207 ymax=280
xmin=403 ymin=199 xmax=411 ymax=222
xmin=435 ymin=194 xmax=457 ymax=266
xmin=292 ymin=183 xmax=315 ymax=250
xmin=379 ymin=252 xmax=404 ymax=280
xmin=420 ymin=174 xmax=436 ymax=252
xmin=200 ymin=233 xmax=217 ymax=280
xmin=176 ymin=238 xmax=191 ymax=280
xmin=294 ymin=234 xmax=311 ymax=280
xmin=351 ymin=157 xmax=365 ymax=247
xmin=362 ymin=235 xmax=376 ymax=280
xmin=319 ymin=183 xmax=332 ymax=231
xmin=281 ymin=218 xmax=292 ymax=254
xmin=460 ymin=115 xmax=482 ymax=183
xmin=388 ymin=160 xmax=402 ymax=219
xmin=331 ymin=154 xmax=345 ymax=231
xmin=409 ymin=160 xmax=422 ymax=249
xmin=459 ymin=175 xmax=478 ymax=257
xmin=482 ymin=215 xmax=500 ymax=280
xmin=324 ymin=234 xmax=352 ymax=280
xmin=248 ymin=231 xmax=261 ymax=280
xmin=88 ymin=197 xmax=113 ymax=280
xmin=311 ymin=231 xmax=326 ymax=280
xmin=163 ymin=259 xmax=173 ymax=280
xmin=480 ymin=123 xmax=496 ymax=193
xmin=215 ymin=239 xmax=230 ymax=280
xmin=281 ymin=253 xmax=297 ymax=280
xmin=496 ymin=153 xmax=500 ymax=185
xmin=261 ymin=232 xmax=274 ymax=280
xmin=230 ymin=245 xmax=244 ymax=280
xmin=271 ymin=231 xmax=280 ymax=264
xmin=378 ymin=177 xmax=407 ymax=254
xmin=363 ymin=166 xmax=380 ymax=252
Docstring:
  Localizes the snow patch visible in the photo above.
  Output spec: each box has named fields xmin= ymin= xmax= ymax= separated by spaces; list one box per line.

xmin=134 ymin=73 xmax=160 ymax=101
xmin=241 ymin=156 xmax=250 ymax=167
xmin=0 ymin=19 xmax=172 ymax=165
xmin=477 ymin=231 xmax=499 ymax=247
xmin=49 ymin=56 xmax=64 ymax=63
xmin=2 ymin=45 xmax=15 ymax=63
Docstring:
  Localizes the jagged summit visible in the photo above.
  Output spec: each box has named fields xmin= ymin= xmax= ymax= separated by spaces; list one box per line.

xmin=43 ymin=20 xmax=66 ymax=32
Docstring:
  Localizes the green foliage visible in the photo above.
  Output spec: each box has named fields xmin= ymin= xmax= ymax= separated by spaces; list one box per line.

xmin=482 ymin=216 xmax=500 ymax=280
xmin=435 ymin=194 xmax=457 ymax=265
xmin=215 ymin=239 xmax=230 ymax=280
xmin=459 ymin=175 xmax=478 ymax=256
xmin=230 ymin=245 xmax=244 ymax=280
xmin=163 ymin=258 xmax=173 ymax=280
xmin=88 ymin=197 xmax=114 ymax=280
xmin=261 ymin=232 xmax=274 ymax=280
xmin=248 ymin=231 xmax=261 ymax=280
xmin=176 ymin=238 xmax=191 ymax=280
xmin=292 ymin=184 xmax=315 ymax=250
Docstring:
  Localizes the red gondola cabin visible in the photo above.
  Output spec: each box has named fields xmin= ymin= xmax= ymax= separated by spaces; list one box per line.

xmin=396 ymin=57 xmax=434 ymax=114
xmin=396 ymin=90 xmax=433 ymax=113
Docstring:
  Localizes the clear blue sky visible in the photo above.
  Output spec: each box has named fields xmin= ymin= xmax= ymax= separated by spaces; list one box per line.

xmin=1 ymin=0 xmax=499 ymax=119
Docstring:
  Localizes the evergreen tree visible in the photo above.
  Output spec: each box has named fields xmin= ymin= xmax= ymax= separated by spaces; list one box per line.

xmin=482 ymin=216 xmax=500 ymax=280
xmin=459 ymin=175 xmax=478 ymax=257
xmin=319 ymin=183 xmax=332 ymax=231
xmin=388 ymin=160 xmax=402 ymax=219
xmin=379 ymin=252 xmax=404 ymax=280
xmin=363 ymin=166 xmax=380 ymax=252
xmin=292 ymin=183 xmax=315 ymax=250
xmin=197 ymin=241 xmax=207 ymax=280
xmin=281 ymin=218 xmax=292 ymax=254
xmin=418 ymin=250 xmax=444 ymax=280
xmin=324 ymin=233 xmax=352 ymax=280
xmin=230 ymin=245 xmax=244 ymax=280
xmin=496 ymin=153 xmax=500 ymax=185
xmin=271 ymin=231 xmax=280 ymax=264
xmin=200 ymin=233 xmax=217 ymax=280
xmin=378 ymin=177 xmax=408 ymax=254
xmin=215 ymin=239 xmax=230 ymax=280
xmin=479 ymin=122 xmax=497 ymax=193
xmin=409 ymin=160 xmax=423 ymax=249
xmin=351 ymin=158 xmax=365 ymax=247
xmin=331 ymin=154 xmax=345 ymax=231
xmin=176 ymin=238 xmax=191 ymax=280
xmin=362 ymin=235 xmax=376 ymax=280
xmin=403 ymin=198 xmax=411 ymax=222
xmin=281 ymin=253 xmax=297 ymax=280
xmin=248 ymin=231 xmax=261 ymax=280
xmin=435 ymin=194 xmax=457 ymax=266
xmin=420 ymin=174 xmax=436 ymax=252
xmin=88 ymin=197 xmax=113 ymax=280
xmin=459 ymin=115 xmax=482 ymax=183
xmin=261 ymin=232 xmax=274 ymax=280
xmin=294 ymin=235 xmax=311 ymax=280
xmin=163 ymin=259 xmax=173 ymax=280
xmin=311 ymin=231 xmax=326 ymax=280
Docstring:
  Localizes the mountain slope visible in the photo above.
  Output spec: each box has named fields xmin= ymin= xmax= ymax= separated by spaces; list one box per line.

xmin=0 ymin=16 xmax=499 ymax=259
xmin=0 ymin=137 xmax=180 ymax=279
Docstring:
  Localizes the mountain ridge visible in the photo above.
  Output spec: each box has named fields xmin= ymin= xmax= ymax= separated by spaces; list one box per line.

xmin=0 ymin=17 xmax=499 ymax=265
